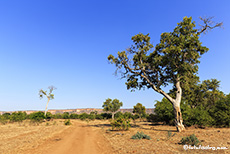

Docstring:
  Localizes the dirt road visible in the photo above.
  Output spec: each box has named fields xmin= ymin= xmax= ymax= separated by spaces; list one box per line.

xmin=26 ymin=121 xmax=113 ymax=154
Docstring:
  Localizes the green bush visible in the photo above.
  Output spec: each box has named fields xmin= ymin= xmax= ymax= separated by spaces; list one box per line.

xmin=45 ymin=112 xmax=53 ymax=120
xmin=88 ymin=114 xmax=96 ymax=120
xmin=79 ymin=113 xmax=89 ymax=120
xmin=10 ymin=111 xmax=27 ymax=122
xmin=114 ymin=111 xmax=123 ymax=119
xmin=95 ymin=114 xmax=104 ymax=120
xmin=123 ymin=112 xmax=133 ymax=119
xmin=64 ymin=119 xmax=71 ymax=125
xmin=131 ymin=131 xmax=151 ymax=140
xmin=70 ymin=113 xmax=79 ymax=119
xmin=29 ymin=111 xmax=45 ymax=122
xmin=62 ymin=112 xmax=70 ymax=119
xmin=2 ymin=113 xmax=11 ymax=119
xmin=100 ymin=113 xmax=112 ymax=119
xmin=53 ymin=113 xmax=62 ymax=119
xmin=209 ymin=95 xmax=230 ymax=127
xmin=110 ymin=117 xmax=130 ymax=131
xmin=0 ymin=115 xmax=8 ymax=125
xmin=180 ymin=134 xmax=201 ymax=146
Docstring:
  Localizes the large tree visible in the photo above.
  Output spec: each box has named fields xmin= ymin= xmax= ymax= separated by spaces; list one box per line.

xmin=108 ymin=16 xmax=222 ymax=132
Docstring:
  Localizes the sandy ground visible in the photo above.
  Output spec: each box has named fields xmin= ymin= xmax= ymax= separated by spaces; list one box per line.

xmin=0 ymin=119 xmax=229 ymax=154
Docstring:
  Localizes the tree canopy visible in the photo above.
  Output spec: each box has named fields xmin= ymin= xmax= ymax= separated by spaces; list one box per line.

xmin=108 ymin=16 xmax=222 ymax=132
xmin=102 ymin=98 xmax=123 ymax=119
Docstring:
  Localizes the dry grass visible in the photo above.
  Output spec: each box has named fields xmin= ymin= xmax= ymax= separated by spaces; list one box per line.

xmin=0 ymin=119 xmax=69 ymax=154
xmin=87 ymin=120 xmax=230 ymax=154
xmin=0 ymin=119 xmax=229 ymax=154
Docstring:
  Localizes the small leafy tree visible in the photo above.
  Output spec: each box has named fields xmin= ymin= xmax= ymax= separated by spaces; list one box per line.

xmin=133 ymin=103 xmax=146 ymax=120
xmin=102 ymin=98 xmax=123 ymax=120
xmin=10 ymin=111 xmax=27 ymax=122
xmin=39 ymin=86 xmax=56 ymax=116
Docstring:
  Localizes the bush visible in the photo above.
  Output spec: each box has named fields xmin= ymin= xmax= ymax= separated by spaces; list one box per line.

xmin=62 ymin=112 xmax=70 ymax=119
xmin=180 ymin=134 xmax=201 ymax=146
xmin=70 ymin=113 xmax=79 ymax=119
xmin=100 ymin=113 xmax=112 ymax=119
xmin=10 ymin=111 xmax=27 ymax=122
xmin=2 ymin=113 xmax=11 ymax=120
xmin=209 ymin=95 xmax=230 ymax=127
xmin=64 ymin=119 xmax=71 ymax=125
xmin=123 ymin=112 xmax=133 ymax=119
xmin=131 ymin=131 xmax=151 ymax=140
xmin=45 ymin=112 xmax=53 ymax=120
xmin=114 ymin=111 xmax=123 ymax=119
xmin=110 ymin=117 xmax=130 ymax=131
xmin=95 ymin=114 xmax=104 ymax=120
xmin=79 ymin=113 xmax=89 ymax=120
xmin=53 ymin=113 xmax=62 ymax=119
xmin=0 ymin=115 xmax=7 ymax=125
xmin=29 ymin=111 xmax=45 ymax=122
xmin=88 ymin=114 xmax=96 ymax=120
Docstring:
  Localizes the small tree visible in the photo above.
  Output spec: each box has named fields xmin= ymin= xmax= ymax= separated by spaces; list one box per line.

xmin=133 ymin=103 xmax=146 ymax=120
xmin=102 ymin=98 xmax=123 ymax=120
xmin=39 ymin=86 xmax=56 ymax=116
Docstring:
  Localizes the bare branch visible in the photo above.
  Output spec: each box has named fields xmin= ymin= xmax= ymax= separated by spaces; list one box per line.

xmin=198 ymin=16 xmax=223 ymax=34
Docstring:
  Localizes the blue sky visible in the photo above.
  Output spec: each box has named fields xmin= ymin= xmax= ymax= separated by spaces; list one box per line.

xmin=0 ymin=0 xmax=229 ymax=111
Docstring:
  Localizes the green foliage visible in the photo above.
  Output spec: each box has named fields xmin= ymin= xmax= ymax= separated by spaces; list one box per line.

xmin=10 ymin=111 xmax=27 ymax=122
xmin=102 ymin=98 xmax=123 ymax=119
xmin=53 ymin=113 xmax=63 ymax=119
xmin=0 ymin=115 xmax=8 ymax=125
xmin=209 ymin=94 xmax=230 ymax=127
xmin=64 ymin=119 xmax=71 ymax=125
xmin=45 ymin=112 xmax=53 ymax=120
xmin=62 ymin=112 xmax=70 ymax=119
xmin=29 ymin=111 xmax=45 ymax=122
xmin=131 ymin=131 xmax=151 ymax=140
xmin=114 ymin=111 xmax=123 ymax=119
xmin=133 ymin=103 xmax=146 ymax=119
xmin=180 ymin=134 xmax=201 ymax=146
xmin=110 ymin=117 xmax=130 ymax=131
xmin=70 ymin=113 xmax=79 ymax=119
xmin=79 ymin=113 xmax=89 ymax=120
xmin=2 ymin=113 xmax=11 ymax=119
xmin=123 ymin=112 xmax=133 ymax=119
xmin=154 ymin=98 xmax=174 ymax=124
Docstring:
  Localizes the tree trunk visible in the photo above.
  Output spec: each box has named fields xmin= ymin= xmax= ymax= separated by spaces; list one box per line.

xmin=173 ymin=102 xmax=185 ymax=132
xmin=44 ymin=98 xmax=50 ymax=117
xmin=112 ymin=112 xmax=115 ymax=120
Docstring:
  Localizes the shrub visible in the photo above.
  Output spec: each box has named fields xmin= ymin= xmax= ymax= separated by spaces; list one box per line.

xmin=79 ymin=113 xmax=89 ymax=120
xmin=100 ymin=113 xmax=112 ymax=119
xmin=53 ymin=113 xmax=62 ymax=119
xmin=29 ymin=111 xmax=45 ymax=122
xmin=0 ymin=115 xmax=7 ymax=125
xmin=70 ymin=113 xmax=79 ymax=119
xmin=88 ymin=114 xmax=96 ymax=120
xmin=114 ymin=111 xmax=123 ymax=119
xmin=131 ymin=131 xmax=151 ymax=140
xmin=123 ymin=112 xmax=133 ymax=119
xmin=2 ymin=113 xmax=11 ymax=119
xmin=64 ymin=119 xmax=71 ymax=125
xmin=45 ymin=112 xmax=53 ymax=120
xmin=10 ymin=111 xmax=27 ymax=122
xmin=62 ymin=112 xmax=70 ymax=119
xmin=95 ymin=114 xmax=104 ymax=120
xmin=180 ymin=134 xmax=201 ymax=146
xmin=110 ymin=117 xmax=130 ymax=131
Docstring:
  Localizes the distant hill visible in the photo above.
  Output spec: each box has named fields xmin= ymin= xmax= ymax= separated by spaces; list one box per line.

xmin=0 ymin=108 xmax=154 ymax=115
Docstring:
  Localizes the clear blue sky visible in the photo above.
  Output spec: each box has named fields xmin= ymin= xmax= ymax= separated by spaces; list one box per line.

xmin=0 ymin=0 xmax=229 ymax=111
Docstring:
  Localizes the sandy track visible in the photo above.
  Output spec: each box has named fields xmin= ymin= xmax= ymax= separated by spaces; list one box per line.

xmin=33 ymin=121 xmax=113 ymax=154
